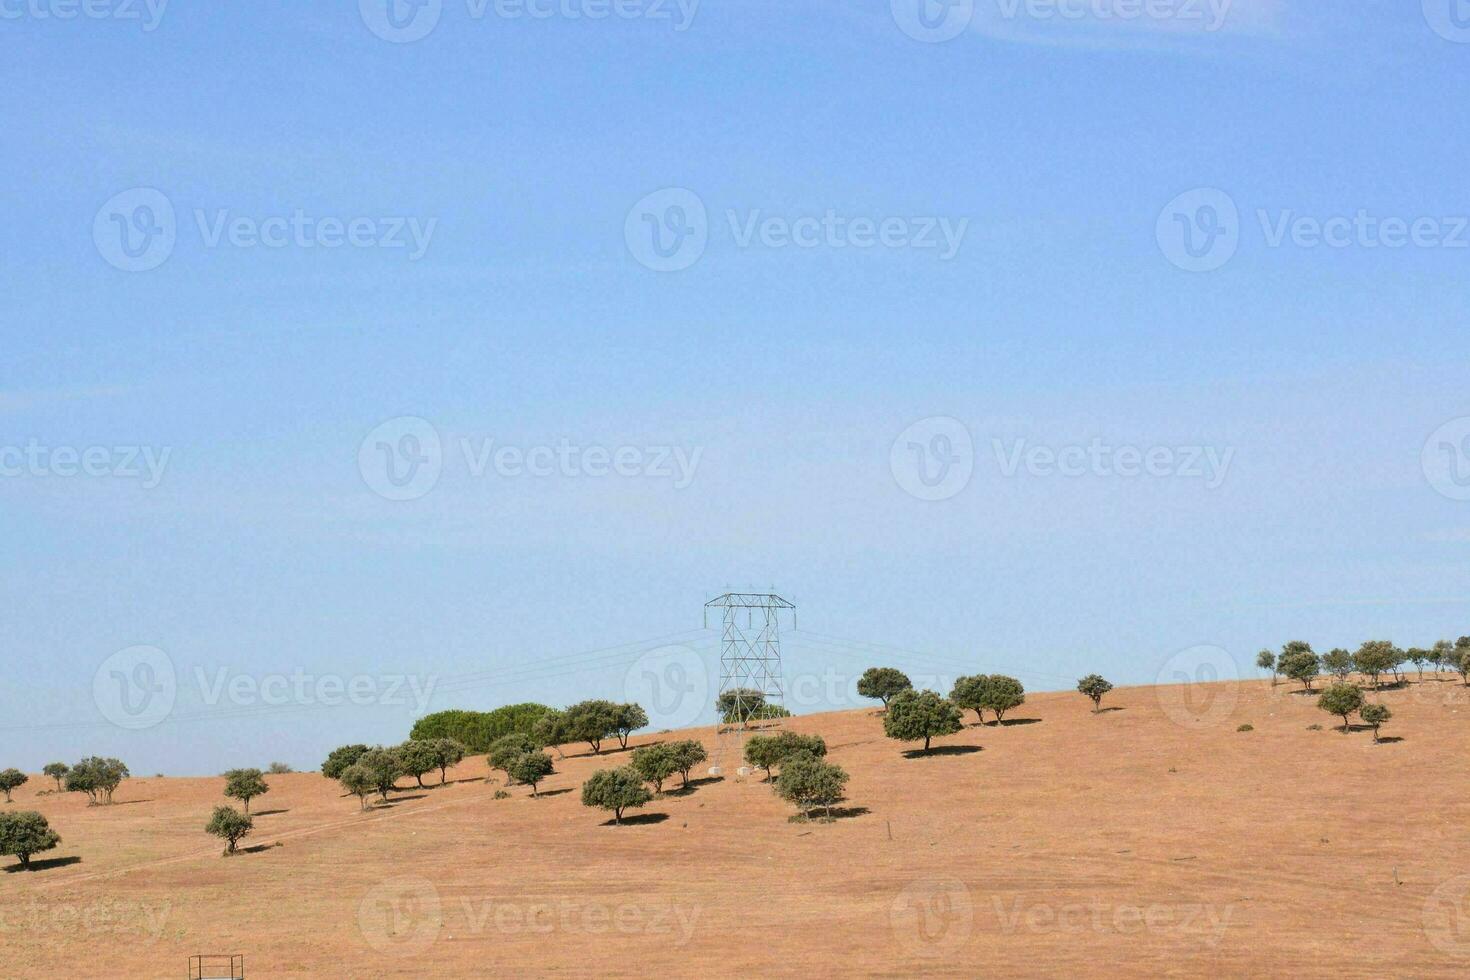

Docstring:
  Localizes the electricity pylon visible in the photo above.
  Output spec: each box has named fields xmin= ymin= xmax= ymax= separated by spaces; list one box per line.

xmin=704 ymin=592 xmax=795 ymax=774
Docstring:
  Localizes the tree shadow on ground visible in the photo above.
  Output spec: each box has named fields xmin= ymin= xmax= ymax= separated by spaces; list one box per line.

xmin=238 ymin=843 xmax=279 ymax=855
xmin=380 ymin=794 xmax=428 ymax=807
xmin=441 ymin=776 xmax=487 ymax=787
xmin=534 ymin=788 xmax=572 ymax=798
xmin=108 ymin=799 xmax=153 ymax=806
xmin=995 ymin=717 xmax=1043 ymax=727
xmin=902 ymin=745 xmax=982 ymax=759
xmin=668 ymin=776 xmax=723 ymax=796
xmin=1374 ymin=736 xmax=1405 ymax=744
xmin=1096 ymin=706 xmax=1126 ymax=713
xmin=5 ymin=855 xmax=81 ymax=873
xmin=826 ymin=806 xmax=871 ymax=821
xmin=251 ymin=808 xmax=290 ymax=817
xmin=602 ymin=812 xmax=669 ymax=827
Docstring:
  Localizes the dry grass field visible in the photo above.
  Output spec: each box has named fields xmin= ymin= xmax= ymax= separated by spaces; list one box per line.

xmin=4 ymin=677 xmax=1470 ymax=978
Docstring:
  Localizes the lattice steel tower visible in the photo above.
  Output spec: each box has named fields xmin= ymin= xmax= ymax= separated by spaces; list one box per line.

xmin=704 ymin=593 xmax=795 ymax=771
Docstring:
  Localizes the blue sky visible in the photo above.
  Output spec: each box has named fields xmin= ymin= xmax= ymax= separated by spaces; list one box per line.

xmin=3 ymin=0 xmax=1468 ymax=774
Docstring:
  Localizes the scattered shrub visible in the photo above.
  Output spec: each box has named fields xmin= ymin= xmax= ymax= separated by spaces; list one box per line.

xmin=321 ymin=744 xmax=369 ymax=780
xmin=1236 ymin=723 xmax=1254 ymax=732
xmin=222 ymin=768 xmax=269 ymax=814
xmin=883 ymin=690 xmax=963 ymax=753
xmin=506 ymin=751 xmax=555 ymax=796
xmin=631 ymin=743 xmax=679 ymax=793
xmin=65 ymin=757 xmax=129 ymax=805
xmin=267 ymin=762 xmax=294 ymax=775
xmin=1316 ymin=683 xmax=1365 ymax=733
xmin=42 ymin=763 xmax=69 ymax=792
xmin=856 ymin=667 xmax=912 ymax=709
xmin=205 ymin=805 xmax=253 ymax=855
xmin=580 ymin=767 xmax=652 ymax=824
xmin=0 ymin=769 xmax=28 ymax=803
xmin=0 ymin=811 xmax=60 ymax=869
xmin=1359 ymin=703 xmax=1392 ymax=743
xmin=774 ymin=755 xmax=849 ymax=821
xmin=1076 ymin=675 xmax=1115 ymax=713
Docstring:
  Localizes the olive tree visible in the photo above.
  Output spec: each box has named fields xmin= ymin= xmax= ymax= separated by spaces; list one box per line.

xmin=631 ymin=743 xmax=679 ymax=793
xmin=506 ymin=751 xmax=555 ymax=796
xmin=430 ymin=738 xmax=466 ymax=785
xmin=774 ymin=755 xmax=850 ymax=820
xmin=1353 ymin=641 xmax=1399 ymax=690
xmin=339 ymin=764 xmax=376 ymax=810
xmin=612 ymin=703 xmax=649 ymax=750
xmin=580 ymin=767 xmax=652 ymax=825
xmin=321 ymin=744 xmax=370 ymax=780
xmin=488 ymin=734 xmax=539 ymax=784
xmin=716 ymin=689 xmax=770 ymax=726
xmin=563 ymin=700 xmax=620 ymax=754
xmin=857 ymin=667 xmax=912 ymax=710
xmin=1320 ymin=649 xmax=1354 ymax=681
xmin=65 ymin=757 xmax=129 ymax=805
xmin=1359 ymin=703 xmax=1392 ymax=743
xmin=949 ymin=675 xmax=989 ymax=725
xmin=668 ymin=740 xmax=709 ymax=787
xmin=1279 ymin=651 xmax=1320 ymax=693
xmin=205 ymin=805 xmax=253 ymax=855
xmin=222 ymin=768 xmax=269 ymax=814
xmin=1076 ymin=675 xmax=1114 ymax=713
xmin=1455 ymin=638 xmax=1470 ymax=685
xmin=42 ymin=763 xmax=69 ymax=793
xmin=397 ymin=740 xmax=439 ymax=789
xmin=1430 ymin=640 xmax=1453 ymax=676
xmin=1316 ymin=683 xmax=1364 ymax=733
xmin=1255 ymin=649 xmax=1277 ymax=686
xmin=0 ymin=769 xmax=28 ymax=803
xmin=744 ymin=731 xmax=826 ymax=782
xmin=882 ymin=690 xmax=963 ymax=753
xmin=981 ymin=675 xmax=1025 ymax=723
xmin=355 ymin=747 xmax=404 ymax=802
xmin=1406 ymin=648 xmax=1429 ymax=680
xmin=0 ymin=811 xmax=60 ymax=869
xmin=533 ymin=711 xmax=571 ymax=759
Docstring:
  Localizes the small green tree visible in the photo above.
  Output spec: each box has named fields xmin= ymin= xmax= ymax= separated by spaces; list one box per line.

xmin=321 ymin=744 xmax=370 ymax=780
xmin=948 ymin=675 xmax=989 ymax=725
xmin=1255 ymin=649 xmax=1277 ymax=686
xmin=883 ymin=690 xmax=963 ymax=753
xmin=563 ymin=700 xmax=620 ymax=754
xmin=267 ymin=762 xmax=294 ymax=774
xmin=1316 ymin=683 xmax=1364 ymax=734
xmin=774 ymin=755 xmax=849 ymax=820
xmin=716 ymin=689 xmax=769 ymax=726
xmin=1353 ymin=641 xmax=1399 ymax=690
xmin=205 ymin=805 xmax=253 ymax=855
xmin=1359 ymin=703 xmax=1392 ymax=743
xmin=1076 ymin=675 xmax=1114 ymax=713
xmin=0 ymin=769 xmax=29 ymax=803
xmin=397 ymin=740 xmax=439 ymax=789
xmin=429 ymin=738 xmax=466 ymax=785
xmin=1406 ymin=648 xmax=1429 ymax=680
xmin=506 ymin=751 xmax=555 ymax=796
xmin=743 ymin=736 xmax=783 ymax=782
xmin=1454 ymin=639 xmax=1470 ymax=686
xmin=857 ymin=667 xmax=912 ymax=710
xmin=611 ymin=703 xmax=649 ymax=750
xmin=532 ymin=711 xmax=571 ymax=759
xmin=631 ymin=743 xmax=679 ymax=793
xmin=488 ymin=734 xmax=539 ymax=784
xmin=222 ymin=768 xmax=269 ymax=814
xmin=0 ymin=811 xmax=60 ymax=869
xmin=748 ymin=731 xmax=829 ymax=784
xmin=355 ymin=747 xmax=404 ymax=802
xmin=1430 ymin=640 xmax=1452 ymax=676
xmin=65 ymin=757 xmax=129 ymax=805
xmin=580 ymin=767 xmax=652 ymax=825
xmin=42 ymin=763 xmax=69 ymax=793
xmin=668 ymin=740 xmax=709 ymax=788
xmin=980 ymin=675 xmax=1025 ymax=723
xmin=339 ymin=764 xmax=375 ymax=811
xmin=1321 ymin=649 xmax=1354 ymax=681
xmin=1279 ymin=651 xmax=1320 ymax=692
